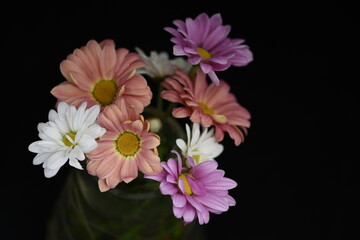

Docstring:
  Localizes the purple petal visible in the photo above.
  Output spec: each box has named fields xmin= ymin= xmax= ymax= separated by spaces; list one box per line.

xmin=166 ymin=174 xmax=178 ymax=184
xmin=173 ymin=205 xmax=185 ymax=218
xmin=209 ymin=13 xmax=223 ymax=29
xmin=144 ymin=170 xmax=166 ymax=182
xmin=186 ymin=193 xmax=210 ymax=225
xmin=210 ymin=56 xmax=228 ymax=64
xmin=184 ymin=46 xmax=198 ymax=55
xmin=173 ymin=45 xmax=186 ymax=56
xmin=172 ymin=193 xmax=187 ymax=208
xmin=191 ymin=160 xmax=218 ymax=178
xmin=188 ymin=56 xmax=202 ymax=65
xmin=171 ymin=150 xmax=183 ymax=174
xmin=161 ymin=158 xmax=178 ymax=177
xmin=195 ymin=194 xmax=229 ymax=212
xmin=186 ymin=156 xmax=196 ymax=168
xmin=199 ymin=170 xmax=225 ymax=183
xmin=160 ymin=181 xmax=178 ymax=195
xmin=173 ymin=19 xmax=186 ymax=31
xmin=187 ymin=177 xmax=206 ymax=196
xmin=205 ymin=177 xmax=237 ymax=191
xmin=183 ymin=205 xmax=196 ymax=223
xmin=203 ymin=25 xmax=231 ymax=50
xmin=207 ymin=71 xmax=220 ymax=86
xmin=199 ymin=62 xmax=213 ymax=74
xmin=231 ymin=48 xmax=253 ymax=66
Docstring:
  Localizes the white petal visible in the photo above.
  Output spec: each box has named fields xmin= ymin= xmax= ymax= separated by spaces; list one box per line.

xmin=190 ymin=126 xmax=200 ymax=147
xmin=66 ymin=105 xmax=77 ymax=131
xmin=42 ymin=126 xmax=62 ymax=140
xmin=69 ymin=158 xmax=83 ymax=170
xmin=78 ymin=135 xmax=98 ymax=153
xmin=176 ymin=139 xmax=187 ymax=153
xmin=185 ymin=124 xmax=191 ymax=146
xmin=48 ymin=109 xmax=58 ymax=122
xmin=28 ymin=140 xmax=60 ymax=153
xmin=45 ymin=151 xmax=68 ymax=170
xmin=57 ymin=102 xmax=70 ymax=116
xmin=54 ymin=118 xmax=69 ymax=134
xmin=37 ymin=122 xmax=48 ymax=132
xmin=44 ymin=167 xmax=60 ymax=178
xmin=84 ymin=105 xmax=100 ymax=126
xmin=33 ymin=152 xmax=51 ymax=165
xmin=85 ymin=125 xmax=106 ymax=139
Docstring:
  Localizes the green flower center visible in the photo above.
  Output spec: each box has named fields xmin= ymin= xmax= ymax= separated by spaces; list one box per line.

xmin=197 ymin=47 xmax=212 ymax=60
xmin=116 ymin=131 xmax=141 ymax=157
xmin=62 ymin=132 xmax=76 ymax=147
xmin=92 ymin=79 xmax=118 ymax=106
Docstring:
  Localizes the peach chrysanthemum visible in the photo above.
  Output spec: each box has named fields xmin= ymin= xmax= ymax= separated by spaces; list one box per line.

xmin=161 ymin=70 xmax=250 ymax=146
xmin=51 ymin=39 xmax=152 ymax=113
xmin=86 ymin=99 xmax=162 ymax=192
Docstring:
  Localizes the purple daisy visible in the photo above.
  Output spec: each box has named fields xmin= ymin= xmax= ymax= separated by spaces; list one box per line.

xmin=145 ymin=150 xmax=237 ymax=225
xmin=164 ymin=13 xmax=253 ymax=85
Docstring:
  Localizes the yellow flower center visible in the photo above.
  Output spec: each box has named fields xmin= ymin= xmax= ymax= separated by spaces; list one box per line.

xmin=116 ymin=131 xmax=141 ymax=157
xmin=197 ymin=47 xmax=212 ymax=60
xmin=62 ymin=132 xmax=76 ymax=147
xmin=192 ymin=154 xmax=201 ymax=164
xmin=92 ymin=80 xmax=118 ymax=106
xmin=198 ymin=101 xmax=214 ymax=115
xmin=179 ymin=174 xmax=193 ymax=195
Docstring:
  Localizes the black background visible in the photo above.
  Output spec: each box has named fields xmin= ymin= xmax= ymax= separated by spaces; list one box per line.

xmin=2 ymin=1 xmax=358 ymax=239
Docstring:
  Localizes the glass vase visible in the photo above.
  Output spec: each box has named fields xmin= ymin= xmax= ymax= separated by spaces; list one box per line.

xmin=45 ymin=107 xmax=206 ymax=240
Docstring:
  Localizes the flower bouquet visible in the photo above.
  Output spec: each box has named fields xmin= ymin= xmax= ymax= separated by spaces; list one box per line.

xmin=28 ymin=13 xmax=253 ymax=239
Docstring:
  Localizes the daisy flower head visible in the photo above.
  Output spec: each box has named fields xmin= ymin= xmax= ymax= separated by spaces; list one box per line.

xmin=145 ymin=150 xmax=237 ymax=225
xmin=86 ymin=99 xmax=162 ymax=192
xmin=161 ymin=69 xmax=251 ymax=146
xmin=135 ymin=47 xmax=192 ymax=79
xmin=28 ymin=102 xmax=106 ymax=178
xmin=165 ymin=13 xmax=253 ymax=85
xmin=51 ymin=39 xmax=152 ymax=113
xmin=176 ymin=123 xmax=223 ymax=165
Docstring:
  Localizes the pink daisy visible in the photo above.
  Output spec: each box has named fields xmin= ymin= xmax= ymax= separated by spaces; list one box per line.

xmin=51 ymin=39 xmax=152 ymax=113
xmin=165 ymin=13 xmax=253 ymax=85
xmin=145 ymin=150 xmax=237 ymax=225
xmin=86 ymin=99 xmax=162 ymax=192
xmin=161 ymin=70 xmax=251 ymax=146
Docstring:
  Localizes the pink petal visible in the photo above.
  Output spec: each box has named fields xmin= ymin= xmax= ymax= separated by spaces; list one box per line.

xmin=120 ymin=158 xmax=138 ymax=183
xmin=95 ymin=153 xmax=120 ymax=179
xmin=98 ymin=179 xmax=110 ymax=192
xmin=141 ymin=135 xmax=160 ymax=149
xmin=50 ymin=82 xmax=89 ymax=103
xmin=105 ymin=159 xmax=123 ymax=189
xmin=86 ymin=159 xmax=102 ymax=175
xmin=136 ymin=156 xmax=154 ymax=175
xmin=172 ymin=107 xmax=191 ymax=118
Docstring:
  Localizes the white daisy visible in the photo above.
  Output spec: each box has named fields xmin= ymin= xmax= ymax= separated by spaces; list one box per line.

xmin=135 ymin=47 xmax=192 ymax=79
xmin=176 ymin=123 xmax=224 ymax=164
xmin=28 ymin=102 xmax=106 ymax=178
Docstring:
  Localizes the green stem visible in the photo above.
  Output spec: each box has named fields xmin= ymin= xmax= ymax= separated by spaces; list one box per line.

xmin=156 ymin=84 xmax=164 ymax=113
xmin=73 ymin=172 xmax=96 ymax=240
